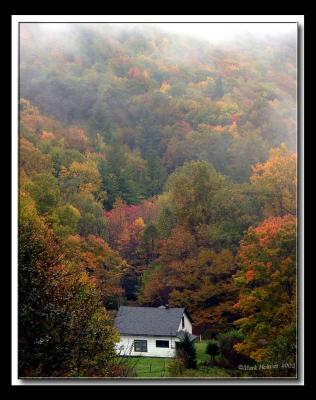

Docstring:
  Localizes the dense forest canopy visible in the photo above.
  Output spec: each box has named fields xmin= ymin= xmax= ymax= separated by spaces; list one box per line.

xmin=19 ymin=23 xmax=297 ymax=377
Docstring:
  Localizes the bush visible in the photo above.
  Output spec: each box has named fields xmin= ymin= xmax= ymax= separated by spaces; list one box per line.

xmin=109 ymin=356 xmax=137 ymax=377
xmin=217 ymin=330 xmax=251 ymax=369
xmin=262 ymin=323 xmax=296 ymax=377
xmin=206 ymin=340 xmax=219 ymax=361
xmin=167 ymin=356 xmax=186 ymax=377
xmin=176 ymin=332 xmax=197 ymax=369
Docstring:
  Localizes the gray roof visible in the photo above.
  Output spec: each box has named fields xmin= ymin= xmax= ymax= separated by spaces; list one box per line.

xmin=114 ymin=306 xmax=186 ymax=337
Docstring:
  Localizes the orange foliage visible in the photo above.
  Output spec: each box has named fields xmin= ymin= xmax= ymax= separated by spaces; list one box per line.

xmin=40 ymin=130 xmax=55 ymax=141
xmin=245 ymin=269 xmax=255 ymax=282
xmin=160 ymin=80 xmax=171 ymax=94
xmin=64 ymin=126 xmax=89 ymax=152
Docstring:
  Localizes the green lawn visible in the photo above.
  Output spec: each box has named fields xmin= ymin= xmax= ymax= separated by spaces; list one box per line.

xmin=127 ymin=356 xmax=168 ymax=377
xmin=195 ymin=340 xmax=212 ymax=364
xmin=127 ymin=341 xmax=230 ymax=378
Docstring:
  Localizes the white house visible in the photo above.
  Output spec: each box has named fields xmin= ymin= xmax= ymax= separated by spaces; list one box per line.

xmin=114 ymin=305 xmax=197 ymax=358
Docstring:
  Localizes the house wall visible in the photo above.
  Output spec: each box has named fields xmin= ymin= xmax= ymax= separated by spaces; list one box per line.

xmin=177 ymin=313 xmax=192 ymax=334
xmin=115 ymin=335 xmax=179 ymax=358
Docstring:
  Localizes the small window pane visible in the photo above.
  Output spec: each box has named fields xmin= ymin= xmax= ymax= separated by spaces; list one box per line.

xmin=156 ymin=340 xmax=169 ymax=348
xmin=134 ymin=340 xmax=147 ymax=352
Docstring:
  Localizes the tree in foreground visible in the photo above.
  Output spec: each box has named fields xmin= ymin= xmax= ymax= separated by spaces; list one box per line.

xmin=233 ymin=215 xmax=296 ymax=374
xmin=19 ymin=191 xmax=119 ymax=377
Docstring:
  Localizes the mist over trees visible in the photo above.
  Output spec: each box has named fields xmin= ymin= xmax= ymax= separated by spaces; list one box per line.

xmin=18 ymin=23 xmax=297 ymax=377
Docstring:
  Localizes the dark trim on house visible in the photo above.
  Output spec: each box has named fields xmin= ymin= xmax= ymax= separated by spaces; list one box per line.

xmin=183 ymin=308 xmax=193 ymax=323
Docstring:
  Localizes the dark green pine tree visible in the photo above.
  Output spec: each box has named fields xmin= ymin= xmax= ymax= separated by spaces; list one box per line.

xmin=214 ymin=76 xmax=224 ymax=100
xmin=99 ymin=145 xmax=141 ymax=209
xmin=206 ymin=340 xmax=219 ymax=361
xmin=156 ymin=207 xmax=176 ymax=238
xmin=98 ymin=158 xmax=119 ymax=210
xmin=177 ymin=332 xmax=197 ymax=369
xmin=145 ymin=150 xmax=167 ymax=197
xmin=141 ymin=223 xmax=159 ymax=265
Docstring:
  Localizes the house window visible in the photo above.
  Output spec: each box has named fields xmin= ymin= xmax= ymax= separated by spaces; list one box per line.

xmin=156 ymin=340 xmax=169 ymax=348
xmin=182 ymin=316 xmax=185 ymax=329
xmin=134 ymin=340 xmax=147 ymax=352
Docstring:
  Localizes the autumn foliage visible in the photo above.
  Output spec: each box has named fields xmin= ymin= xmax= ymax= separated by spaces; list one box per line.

xmin=233 ymin=216 xmax=296 ymax=364
xmin=18 ymin=24 xmax=297 ymax=377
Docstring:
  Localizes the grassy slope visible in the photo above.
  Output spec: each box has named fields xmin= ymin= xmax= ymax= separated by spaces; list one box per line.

xmin=195 ymin=340 xmax=212 ymax=364
xmin=129 ymin=341 xmax=230 ymax=378
xmin=128 ymin=356 xmax=168 ymax=378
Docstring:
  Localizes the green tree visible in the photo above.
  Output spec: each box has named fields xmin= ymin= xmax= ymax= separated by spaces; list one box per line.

xmin=206 ymin=340 xmax=219 ymax=361
xmin=59 ymin=160 xmax=102 ymax=202
xmin=226 ymin=131 xmax=269 ymax=182
xmin=141 ymin=223 xmax=159 ymax=265
xmin=99 ymin=146 xmax=141 ymax=209
xmin=48 ymin=190 xmax=109 ymax=240
xmin=50 ymin=204 xmax=81 ymax=237
xmin=166 ymin=160 xmax=227 ymax=229
xmin=217 ymin=330 xmax=249 ymax=368
xmin=266 ymin=322 xmax=296 ymax=376
xmin=25 ymin=173 xmax=60 ymax=215
xmin=214 ymin=76 xmax=224 ymax=99
xmin=19 ymin=191 xmax=118 ymax=377
xmin=208 ymin=183 xmax=263 ymax=250
xmin=145 ymin=150 xmax=167 ymax=196
xmin=155 ymin=205 xmax=176 ymax=239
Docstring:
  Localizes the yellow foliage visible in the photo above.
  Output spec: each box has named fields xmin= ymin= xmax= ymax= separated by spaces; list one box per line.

xmin=250 ymin=348 xmax=269 ymax=362
xmin=134 ymin=217 xmax=145 ymax=229
xmin=69 ymin=160 xmax=101 ymax=194
xmin=234 ymin=341 xmax=269 ymax=363
xmin=160 ymin=80 xmax=171 ymax=94
xmin=250 ymin=145 xmax=297 ymax=216
xmin=233 ymin=317 xmax=250 ymax=327
xmin=143 ymin=69 xmax=151 ymax=79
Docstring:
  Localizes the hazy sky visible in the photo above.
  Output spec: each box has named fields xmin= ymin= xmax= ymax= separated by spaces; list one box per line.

xmin=153 ymin=23 xmax=296 ymax=42
xmin=37 ymin=22 xmax=297 ymax=43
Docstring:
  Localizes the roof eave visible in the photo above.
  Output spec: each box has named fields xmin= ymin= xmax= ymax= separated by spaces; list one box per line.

xmin=183 ymin=308 xmax=193 ymax=323
xmin=119 ymin=333 xmax=178 ymax=338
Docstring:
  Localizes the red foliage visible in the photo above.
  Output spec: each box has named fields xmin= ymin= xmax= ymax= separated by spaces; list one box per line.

xmin=178 ymin=120 xmax=192 ymax=134
xmin=128 ymin=67 xmax=141 ymax=78
xmin=246 ymin=269 xmax=255 ymax=282
xmin=105 ymin=200 xmax=158 ymax=248
xmin=230 ymin=113 xmax=239 ymax=124
xmin=253 ymin=215 xmax=296 ymax=247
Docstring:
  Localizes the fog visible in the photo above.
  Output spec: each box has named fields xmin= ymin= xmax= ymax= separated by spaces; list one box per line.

xmin=116 ymin=22 xmax=296 ymax=43
xmin=33 ymin=22 xmax=296 ymax=44
xmin=20 ymin=21 xmax=297 ymax=150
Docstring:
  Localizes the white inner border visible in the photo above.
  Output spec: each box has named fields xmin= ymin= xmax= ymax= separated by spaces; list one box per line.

xmin=11 ymin=14 xmax=304 ymax=386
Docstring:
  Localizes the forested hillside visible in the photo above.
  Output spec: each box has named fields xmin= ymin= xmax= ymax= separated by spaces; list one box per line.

xmin=19 ymin=23 xmax=297 ymax=377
